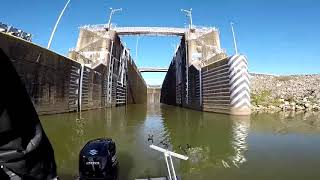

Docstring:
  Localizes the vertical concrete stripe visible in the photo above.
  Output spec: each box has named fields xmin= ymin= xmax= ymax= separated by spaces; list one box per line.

xmin=231 ymin=91 xmax=250 ymax=105
xmin=229 ymin=60 xmax=248 ymax=72
xmin=233 ymin=99 xmax=251 ymax=108
xmin=228 ymin=56 xmax=243 ymax=67
xmin=228 ymin=55 xmax=251 ymax=111
xmin=230 ymin=84 xmax=250 ymax=99
xmin=230 ymin=71 xmax=249 ymax=85
xmin=228 ymin=55 xmax=248 ymax=66
xmin=228 ymin=54 xmax=240 ymax=63
xmin=229 ymin=66 xmax=249 ymax=81
xmin=230 ymin=77 xmax=250 ymax=90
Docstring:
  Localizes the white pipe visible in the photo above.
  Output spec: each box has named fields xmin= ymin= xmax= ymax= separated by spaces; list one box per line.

xmin=107 ymin=40 xmax=114 ymax=104
xmin=230 ymin=22 xmax=238 ymax=55
xmin=169 ymin=155 xmax=177 ymax=180
xmin=199 ymin=68 xmax=202 ymax=106
xmin=135 ymin=37 xmax=139 ymax=62
xmin=78 ymin=64 xmax=84 ymax=112
xmin=181 ymin=9 xmax=193 ymax=30
xmin=164 ymin=153 xmax=172 ymax=180
xmin=150 ymin=145 xmax=188 ymax=160
xmin=185 ymin=39 xmax=189 ymax=105
xmin=189 ymin=9 xmax=193 ymax=29
xmin=107 ymin=8 xmax=122 ymax=29
xmin=47 ymin=0 xmax=71 ymax=49
xmin=107 ymin=10 xmax=113 ymax=29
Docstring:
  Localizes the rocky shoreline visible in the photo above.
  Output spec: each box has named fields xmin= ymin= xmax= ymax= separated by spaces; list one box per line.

xmin=250 ymin=74 xmax=320 ymax=113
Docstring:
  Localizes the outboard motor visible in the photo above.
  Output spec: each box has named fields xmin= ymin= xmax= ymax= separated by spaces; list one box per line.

xmin=79 ymin=138 xmax=118 ymax=180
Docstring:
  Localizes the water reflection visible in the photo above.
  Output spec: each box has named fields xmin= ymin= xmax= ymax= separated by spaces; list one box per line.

xmin=160 ymin=106 xmax=251 ymax=176
xmin=251 ymin=111 xmax=320 ymax=134
xmin=229 ymin=116 xmax=250 ymax=168
xmin=40 ymin=105 xmax=320 ymax=180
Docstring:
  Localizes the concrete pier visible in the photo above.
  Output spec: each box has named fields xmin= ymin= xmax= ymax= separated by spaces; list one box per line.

xmin=160 ymin=28 xmax=251 ymax=115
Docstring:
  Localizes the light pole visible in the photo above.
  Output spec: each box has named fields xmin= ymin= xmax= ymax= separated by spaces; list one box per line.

xmin=107 ymin=7 xmax=122 ymax=29
xmin=230 ymin=22 xmax=238 ymax=54
xmin=135 ymin=37 xmax=139 ymax=62
xmin=47 ymin=0 xmax=71 ymax=49
xmin=181 ymin=8 xmax=193 ymax=29
xmin=181 ymin=8 xmax=193 ymax=105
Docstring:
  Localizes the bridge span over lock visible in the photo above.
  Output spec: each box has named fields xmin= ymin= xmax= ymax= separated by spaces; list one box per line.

xmin=81 ymin=25 xmax=211 ymax=36
xmin=0 ymin=22 xmax=250 ymax=115
xmin=139 ymin=67 xmax=168 ymax=72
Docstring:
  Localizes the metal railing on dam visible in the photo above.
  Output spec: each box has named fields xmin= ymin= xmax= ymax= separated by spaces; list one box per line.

xmin=81 ymin=24 xmax=217 ymax=36
xmin=139 ymin=67 xmax=168 ymax=72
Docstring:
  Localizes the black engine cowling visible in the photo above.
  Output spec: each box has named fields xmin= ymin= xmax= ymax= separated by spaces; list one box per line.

xmin=79 ymin=138 xmax=118 ymax=180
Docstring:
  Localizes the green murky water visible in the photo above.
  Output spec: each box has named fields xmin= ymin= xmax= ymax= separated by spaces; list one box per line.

xmin=40 ymin=104 xmax=320 ymax=180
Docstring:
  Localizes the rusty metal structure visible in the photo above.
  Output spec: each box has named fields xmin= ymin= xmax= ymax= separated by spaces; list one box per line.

xmin=0 ymin=22 xmax=32 ymax=41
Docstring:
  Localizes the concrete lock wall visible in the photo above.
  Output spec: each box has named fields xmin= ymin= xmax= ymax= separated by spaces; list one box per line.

xmin=160 ymin=60 xmax=177 ymax=105
xmin=127 ymin=58 xmax=147 ymax=104
xmin=160 ymin=37 xmax=186 ymax=106
xmin=0 ymin=32 xmax=81 ymax=115
xmin=71 ymin=29 xmax=147 ymax=107
xmin=161 ymin=29 xmax=251 ymax=115
xmin=110 ymin=32 xmax=148 ymax=105
xmin=161 ymin=35 xmax=202 ymax=110
xmin=80 ymin=66 xmax=103 ymax=110
xmin=201 ymin=55 xmax=251 ymax=115
xmin=186 ymin=65 xmax=201 ymax=110
xmin=110 ymin=31 xmax=144 ymax=107
xmin=0 ymin=32 xmax=147 ymax=115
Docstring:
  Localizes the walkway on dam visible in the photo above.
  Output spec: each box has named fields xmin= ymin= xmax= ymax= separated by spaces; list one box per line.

xmin=82 ymin=24 xmax=216 ymax=36
xmin=139 ymin=67 xmax=168 ymax=72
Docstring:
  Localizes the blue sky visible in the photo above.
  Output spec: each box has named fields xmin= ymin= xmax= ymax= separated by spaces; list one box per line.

xmin=1 ymin=0 xmax=320 ymax=85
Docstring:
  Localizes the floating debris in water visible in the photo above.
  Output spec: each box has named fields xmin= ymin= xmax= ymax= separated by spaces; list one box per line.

xmin=147 ymin=134 xmax=154 ymax=144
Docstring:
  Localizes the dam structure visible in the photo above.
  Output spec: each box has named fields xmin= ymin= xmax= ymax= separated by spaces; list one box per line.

xmin=160 ymin=27 xmax=251 ymax=115
xmin=70 ymin=24 xmax=250 ymax=115
xmin=0 ymin=23 xmax=250 ymax=115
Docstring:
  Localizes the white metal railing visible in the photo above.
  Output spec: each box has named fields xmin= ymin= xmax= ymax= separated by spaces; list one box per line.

xmin=0 ymin=22 xmax=32 ymax=41
xmin=81 ymin=24 xmax=218 ymax=36
xmin=149 ymin=145 xmax=188 ymax=180
xmin=114 ymin=27 xmax=186 ymax=36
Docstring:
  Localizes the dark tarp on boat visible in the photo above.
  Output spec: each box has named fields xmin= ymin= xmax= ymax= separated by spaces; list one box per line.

xmin=0 ymin=49 xmax=57 ymax=179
